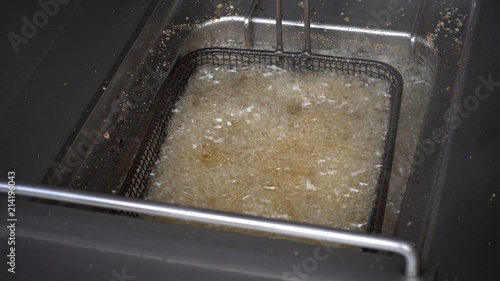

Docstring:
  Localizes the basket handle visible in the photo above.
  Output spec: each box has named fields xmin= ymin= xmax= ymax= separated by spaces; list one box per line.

xmin=244 ymin=0 xmax=260 ymax=47
xmin=275 ymin=0 xmax=312 ymax=55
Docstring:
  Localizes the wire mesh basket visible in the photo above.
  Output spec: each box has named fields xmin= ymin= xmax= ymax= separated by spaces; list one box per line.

xmin=119 ymin=46 xmax=403 ymax=233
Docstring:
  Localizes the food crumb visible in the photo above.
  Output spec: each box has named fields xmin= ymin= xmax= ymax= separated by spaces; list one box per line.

xmin=104 ymin=131 xmax=110 ymax=140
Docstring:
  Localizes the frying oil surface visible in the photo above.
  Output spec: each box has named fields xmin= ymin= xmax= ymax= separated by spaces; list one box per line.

xmin=147 ymin=64 xmax=391 ymax=232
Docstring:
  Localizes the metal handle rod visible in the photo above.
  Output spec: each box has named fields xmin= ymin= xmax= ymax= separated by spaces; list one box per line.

xmin=408 ymin=0 xmax=426 ymax=61
xmin=275 ymin=0 xmax=312 ymax=55
xmin=244 ymin=0 xmax=260 ymax=47
xmin=276 ymin=0 xmax=283 ymax=52
xmin=303 ymin=0 xmax=312 ymax=55
xmin=0 ymin=182 xmax=420 ymax=277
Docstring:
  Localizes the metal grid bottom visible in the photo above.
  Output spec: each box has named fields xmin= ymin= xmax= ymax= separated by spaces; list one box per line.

xmin=120 ymin=48 xmax=403 ymax=232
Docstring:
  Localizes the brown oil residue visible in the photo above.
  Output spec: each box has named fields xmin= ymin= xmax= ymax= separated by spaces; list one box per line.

xmin=148 ymin=64 xmax=391 ymax=232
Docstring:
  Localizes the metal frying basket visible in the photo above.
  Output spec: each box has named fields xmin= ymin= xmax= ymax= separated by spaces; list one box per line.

xmin=120 ymin=0 xmax=403 ymax=233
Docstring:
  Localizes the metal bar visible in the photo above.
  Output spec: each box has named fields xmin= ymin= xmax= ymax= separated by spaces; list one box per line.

xmin=204 ymin=17 xmax=410 ymax=39
xmin=0 ymin=182 xmax=420 ymax=277
xmin=275 ymin=0 xmax=283 ymax=52
xmin=303 ymin=0 xmax=312 ymax=55
xmin=244 ymin=0 xmax=260 ymax=47
xmin=409 ymin=0 xmax=426 ymax=61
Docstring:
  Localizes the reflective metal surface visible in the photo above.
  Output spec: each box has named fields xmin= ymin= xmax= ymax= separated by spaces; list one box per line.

xmin=244 ymin=0 xmax=259 ymax=47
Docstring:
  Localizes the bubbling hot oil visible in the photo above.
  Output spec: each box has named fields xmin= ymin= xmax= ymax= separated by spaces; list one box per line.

xmin=147 ymin=64 xmax=391 ymax=232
